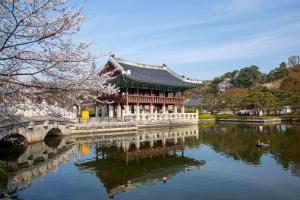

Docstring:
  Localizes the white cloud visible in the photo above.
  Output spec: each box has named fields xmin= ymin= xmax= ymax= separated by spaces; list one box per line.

xmin=128 ymin=22 xmax=300 ymax=65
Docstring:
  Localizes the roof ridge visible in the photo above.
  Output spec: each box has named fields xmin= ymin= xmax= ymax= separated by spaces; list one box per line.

xmin=113 ymin=57 xmax=166 ymax=70
xmin=110 ymin=56 xmax=199 ymax=86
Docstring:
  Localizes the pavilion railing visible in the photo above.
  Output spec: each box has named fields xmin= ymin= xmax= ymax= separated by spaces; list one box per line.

xmin=128 ymin=95 xmax=183 ymax=104
xmin=99 ymin=95 xmax=183 ymax=105
xmin=123 ymin=112 xmax=198 ymax=123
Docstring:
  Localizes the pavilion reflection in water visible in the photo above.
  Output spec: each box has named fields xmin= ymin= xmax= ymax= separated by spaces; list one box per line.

xmin=76 ymin=126 xmax=205 ymax=198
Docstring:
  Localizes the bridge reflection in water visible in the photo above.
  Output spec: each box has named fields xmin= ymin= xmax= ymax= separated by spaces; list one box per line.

xmin=1 ymin=125 xmax=205 ymax=197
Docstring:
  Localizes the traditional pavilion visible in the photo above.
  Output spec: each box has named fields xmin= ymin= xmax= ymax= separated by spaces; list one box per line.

xmin=98 ymin=55 xmax=198 ymax=120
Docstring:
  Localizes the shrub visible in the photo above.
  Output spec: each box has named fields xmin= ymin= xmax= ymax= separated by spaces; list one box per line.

xmin=199 ymin=113 xmax=216 ymax=119
xmin=0 ymin=164 xmax=8 ymax=188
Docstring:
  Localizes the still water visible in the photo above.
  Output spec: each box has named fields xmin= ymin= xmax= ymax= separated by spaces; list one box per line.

xmin=1 ymin=123 xmax=300 ymax=200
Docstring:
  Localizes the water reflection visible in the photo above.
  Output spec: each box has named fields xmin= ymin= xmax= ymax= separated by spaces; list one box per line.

xmin=76 ymin=127 xmax=204 ymax=198
xmin=1 ymin=123 xmax=300 ymax=199
xmin=1 ymin=139 xmax=74 ymax=193
xmin=0 ymin=126 xmax=204 ymax=196
xmin=200 ymin=123 xmax=300 ymax=177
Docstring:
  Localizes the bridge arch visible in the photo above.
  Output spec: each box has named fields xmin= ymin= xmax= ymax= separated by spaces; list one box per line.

xmin=44 ymin=128 xmax=64 ymax=148
xmin=45 ymin=128 xmax=63 ymax=137
xmin=0 ymin=134 xmax=28 ymax=161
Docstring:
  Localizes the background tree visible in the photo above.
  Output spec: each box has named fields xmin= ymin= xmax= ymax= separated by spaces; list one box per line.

xmin=233 ymin=65 xmax=262 ymax=88
xmin=273 ymin=90 xmax=299 ymax=114
xmin=0 ymin=0 xmax=116 ymax=121
xmin=242 ymin=92 xmax=276 ymax=115
xmin=202 ymin=94 xmax=220 ymax=113
xmin=288 ymin=56 xmax=300 ymax=67
xmin=219 ymin=88 xmax=248 ymax=114
xmin=267 ymin=62 xmax=288 ymax=82
xmin=184 ymin=81 xmax=213 ymax=97
xmin=280 ymin=65 xmax=300 ymax=96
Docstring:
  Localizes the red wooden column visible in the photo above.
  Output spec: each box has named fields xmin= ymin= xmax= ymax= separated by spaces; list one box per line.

xmin=125 ymin=88 xmax=129 ymax=114
xmin=162 ymin=91 xmax=166 ymax=113
xmin=181 ymin=91 xmax=184 ymax=106
xmin=125 ymin=88 xmax=129 ymax=106
xmin=137 ymin=88 xmax=140 ymax=105
xmin=150 ymin=90 xmax=154 ymax=114
xmin=136 ymin=88 xmax=140 ymax=115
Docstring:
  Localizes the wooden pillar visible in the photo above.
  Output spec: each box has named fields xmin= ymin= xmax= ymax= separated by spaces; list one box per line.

xmin=137 ymin=88 xmax=140 ymax=104
xmin=136 ymin=88 xmax=140 ymax=119
xmin=117 ymin=103 xmax=121 ymax=119
xmin=125 ymin=88 xmax=129 ymax=115
xmin=126 ymin=88 xmax=129 ymax=106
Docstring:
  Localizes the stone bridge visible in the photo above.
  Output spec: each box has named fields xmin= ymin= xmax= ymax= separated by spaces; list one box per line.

xmin=0 ymin=112 xmax=199 ymax=144
xmin=0 ymin=117 xmax=72 ymax=144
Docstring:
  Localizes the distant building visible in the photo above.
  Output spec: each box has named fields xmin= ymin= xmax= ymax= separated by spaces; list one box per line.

xmin=281 ymin=106 xmax=292 ymax=114
xmin=217 ymin=78 xmax=233 ymax=93
xmin=185 ymin=96 xmax=202 ymax=108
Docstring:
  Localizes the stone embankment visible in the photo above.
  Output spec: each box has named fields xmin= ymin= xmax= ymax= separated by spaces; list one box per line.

xmin=217 ymin=118 xmax=281 ymax=123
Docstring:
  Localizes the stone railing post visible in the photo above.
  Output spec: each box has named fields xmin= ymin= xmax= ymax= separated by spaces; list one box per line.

xmin=108 ymin=105 xmax=114 ymax=119
xmin=181 ymin=106 xmax=185 ymax=113
xmin=141 ymin=110 xmax=145 ymax=121
xmin=117 ymin=104 xmax=121 ymax=119
xmin=95 ymin=106 xmax=100 ymax=120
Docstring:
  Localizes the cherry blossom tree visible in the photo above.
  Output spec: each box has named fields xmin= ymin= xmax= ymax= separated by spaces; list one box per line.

xmin=0 ymin=0 xmax=117 ymax=122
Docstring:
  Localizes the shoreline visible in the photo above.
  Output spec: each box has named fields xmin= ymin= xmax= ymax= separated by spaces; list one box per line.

xmin=199 ymin=116 xmax=300 ymax=123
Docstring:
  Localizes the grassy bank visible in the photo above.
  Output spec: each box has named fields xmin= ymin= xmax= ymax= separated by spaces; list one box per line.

xmin=199 ymin=113 xmax=236 ymax=120
xmin=0 ymin=163 xmax=8 ymax=189
xmin=198 ymin=113 xmax=216 ymax=119
xmin=199 ymin=113 xmax=300 ymax=121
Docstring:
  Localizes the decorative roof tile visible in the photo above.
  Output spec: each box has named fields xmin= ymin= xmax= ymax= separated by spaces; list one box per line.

xmin=111 ymin=57 xmax=197 ymax=88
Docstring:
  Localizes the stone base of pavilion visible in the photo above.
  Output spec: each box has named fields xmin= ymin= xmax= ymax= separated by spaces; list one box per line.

xmin=95 ymin=104 xmax=198 ymax=124
xmin=71 ymin=111 xmax=199 ymax=134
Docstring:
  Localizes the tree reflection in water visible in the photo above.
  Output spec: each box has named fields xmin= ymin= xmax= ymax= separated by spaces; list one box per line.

xmin=1 ymin=123 xmax=300 ymax=199
xmin=199 ymin=123 xmax=300 ymax=177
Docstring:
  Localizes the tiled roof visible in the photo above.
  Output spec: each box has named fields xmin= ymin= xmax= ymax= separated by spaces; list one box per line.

xmin=111 ymin=57 xmax=196 ymax=88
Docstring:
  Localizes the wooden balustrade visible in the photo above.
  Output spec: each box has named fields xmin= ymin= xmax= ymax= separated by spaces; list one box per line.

xmin=99 ymin=95 xmax=183 ymax=105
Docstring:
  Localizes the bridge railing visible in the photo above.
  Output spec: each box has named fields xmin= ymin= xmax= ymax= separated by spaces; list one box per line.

xmin=70 ymin=121 xmax=137 ymax=130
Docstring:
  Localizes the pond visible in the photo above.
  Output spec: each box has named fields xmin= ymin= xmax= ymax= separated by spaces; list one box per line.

xmin=1 ymin=123 xmax=300 ymax=200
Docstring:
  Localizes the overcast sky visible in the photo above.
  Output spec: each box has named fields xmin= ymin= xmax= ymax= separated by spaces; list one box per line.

xmin=73 ymin=0 xmax=300 ymax=80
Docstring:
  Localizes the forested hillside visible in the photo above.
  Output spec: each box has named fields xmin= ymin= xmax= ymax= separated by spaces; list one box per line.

xmin=186 ymin=56 xmax=300 ymax=115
